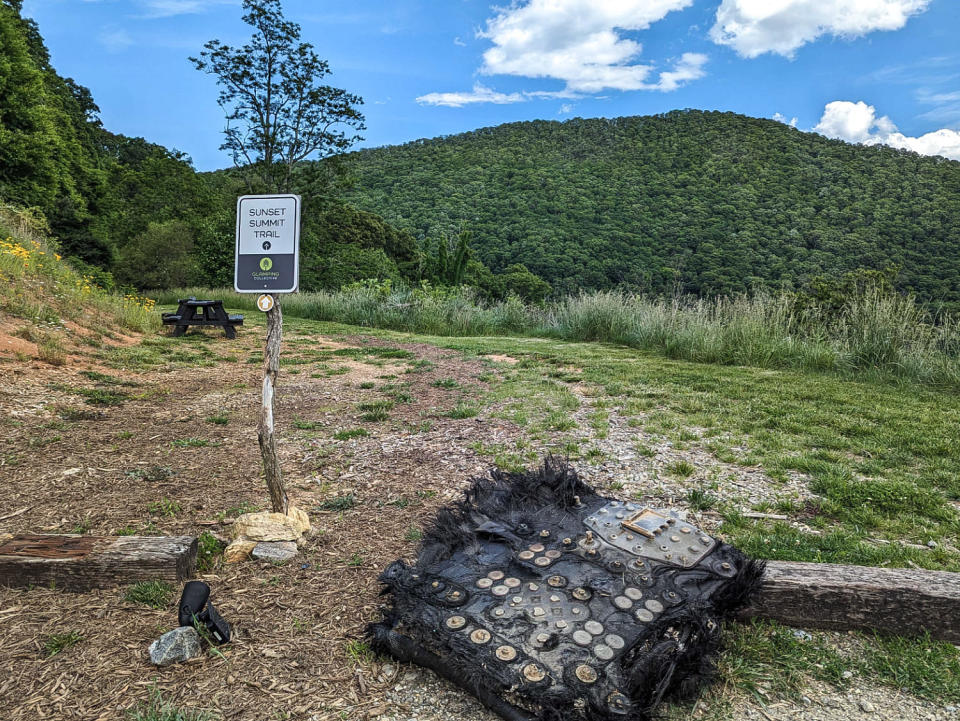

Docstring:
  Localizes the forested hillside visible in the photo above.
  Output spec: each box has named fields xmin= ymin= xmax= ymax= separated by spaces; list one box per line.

xmin=340 ymin=112 xmax=960 ymax=307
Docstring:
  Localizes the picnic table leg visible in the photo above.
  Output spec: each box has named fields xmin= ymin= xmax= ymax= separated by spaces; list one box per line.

xmin=172 ymin=324 xmax=187 ymax=337
xmin=224 ymin=324 xmax=236 ymax=339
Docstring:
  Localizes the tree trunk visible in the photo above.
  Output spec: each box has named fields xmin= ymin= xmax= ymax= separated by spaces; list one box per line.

xmin=258 ymin=299 xmax=288 ymax=513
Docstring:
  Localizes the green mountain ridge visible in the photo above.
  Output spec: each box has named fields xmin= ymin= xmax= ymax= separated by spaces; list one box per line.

xmin=340 ymin=111 xmax=960 ymax=307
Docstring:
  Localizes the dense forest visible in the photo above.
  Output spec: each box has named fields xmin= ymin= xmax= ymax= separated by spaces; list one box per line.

xmin=4 ymin=0 xmax=960 ymax=309
xmin=340 ymin=112 xmax=960 ymax=308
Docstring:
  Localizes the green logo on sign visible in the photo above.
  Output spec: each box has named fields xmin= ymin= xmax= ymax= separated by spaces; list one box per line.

xmin=259 ymin=257 xmax=273 ymax=271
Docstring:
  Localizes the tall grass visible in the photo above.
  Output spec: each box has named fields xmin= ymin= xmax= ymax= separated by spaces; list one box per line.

xmin=157 ymin=283 xmax=960 ymax=387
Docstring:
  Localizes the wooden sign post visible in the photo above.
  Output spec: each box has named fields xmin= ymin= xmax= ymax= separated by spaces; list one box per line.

xmin=235 ymin=195 xmax=301 ymax=513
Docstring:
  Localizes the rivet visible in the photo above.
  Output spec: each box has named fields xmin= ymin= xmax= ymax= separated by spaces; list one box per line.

xmin=431 ymin=581 xmax=440 ymax=589
xmin=607 ymin=692 xmax=630 ymax=710
xmin=664 ymin=553 xmax=673 ymax=560
xmin=598 ymin=508 xmax=607 ymax=514
xmin=667 ymin=591 xmax=677 ymax=598
xmin=721 ymin=562 xmax=732 ymax=570
xmin=645 ymin=599 xmax=664 ymax=613
xmin=522 ymin=663 xmax=546 ymax=683
xmin=701 ymin=536 xmax=711 ymax=544
xmin=689 ymin=546 xmax=701 ymax=553
xmin=594 ymin=644 xmax=614 ymax=661
xmin=573 ymin=630 xmax=592 ymax=646
xmin=530 ymin=543 xmax=545 ymax=553
xmin=547 ymin=576 xmax=566 ymax=588
xmin=585 ymin=531 xmax=594 ymax=543
xmin=562 ymin=537 xmax=573 ymax=545
xmin=633 ymin=559 xmax=645 ymax=568
xmin=615 ymin=512 xmax=625 ymax=519
xmin=488 ymin=570 xmax=505 ymax=581
xmin=505 ymin=577 xmax=521 ymax=588
xmin=572 ymin=587 xmax=591 ymax=601
xmin=610 ymin=560 xmax=623 ymax=570
xmin=496 ymin=645 xmax=517 ymax=661
xmin=534 ymin=556 xmax=552 ymax=567
xmin=532 ymin=607 xmax=545 ymax=617
xmin=613 ymin=596 xmax=632 ymax=610
xmin=512 ymin=595 xmax=523 ymax=604
xmin=445 ymin=616 xmax=466 ymax=630
xmin=528 ymin=582 xmax=540 ymax=591
xmin=679 ymin=555 xmax=688 ymax=563
xmin=670 ymin=535 xmax=681 ymax=542
xmin=636 ymin=609 xmax=654 ymax=622
xmin=470 ymin=629 xmax=491 ymax=644
xmin=494 ymin=608 xmax=505 ymax=617
xmin=681 ymin=527 xmax=691 ymax=534
xmin=624 ymin=587 xmax=643 ymax=601
xmin=625 ymin=534 xmax=634 ymax=541
xmin=545 ymin=550 xmax=562 ymax=559
xmin=556 ymin=620 xmax=568 ymax=629
xmin=585 ymin=621 xmax=604 ymax=635
xmin=605 ymin=634 xmax=625 ymax=650
xmin=492 ymin=585 xmax=509 ymax=596
xmin=660 ymin=545 xmax=669 ymax=551
xmin=540 ymin=529 xmax=550 ymax=538
xmin=576 ymin=665 xmax=598 ymax=684
xmin=550 ymin=594 xmax=561 ymax=603
xmin=476 ymin=578 xmax=493 ymax=589
xmin=572 ymin=607 xmax=582 ymax=615
xmin=536 ymin=633 xmax=550 ymax=644
xmin=518 ymin=550 xmax=535 ymax=561
xmin=640 ymin=575 xmax=649 ymax=581
xmin=587 ymin=549 xmax=598 ymax=557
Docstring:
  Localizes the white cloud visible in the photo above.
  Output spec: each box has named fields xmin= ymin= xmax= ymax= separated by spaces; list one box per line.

xmin=710 ymin=0 xmax=931 ymax=58
xmin=478 ymin=0 xmax=698 ymax=92
xmin=139 ymin=0 xmax=236 ymax=18
xmin=99 ymin=27 xmax=133 ymax=53
xmin=559 ymin=103 xmax=574 ymax=114
xmin=453 ymin=36 xmax=466 ymax=47
xmin=416 ymin=83 xmax=525 ymax=108
xmin=814 ymin=100 xmax=960 ymax=161
xmin=773 ymin=112 xmax=798 ymax=127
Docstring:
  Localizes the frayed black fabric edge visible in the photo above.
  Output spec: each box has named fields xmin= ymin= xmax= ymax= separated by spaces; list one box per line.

xmin=371 ymin=458 xmax=767 ymax=721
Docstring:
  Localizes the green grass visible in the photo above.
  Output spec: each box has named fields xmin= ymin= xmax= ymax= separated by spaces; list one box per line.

xmin=124 ymin=581 xmax=173 ymax=609
xmin=317 ymin=494 xmax=357 ymax=512
xmin=196 ymin=531 xmax=225 ymax=572
xmin=357 ymin=400 xmax=394 ymax=422
xmin=147 ymin=498 xmax=182 ymax=517
xmin=666 ymin=460 xmax=696 ymax=478
xmin=125 ymin=690 xmax=216 ymax=721
xmin=333 ymin=427 xmax=369 ymax=440
xmin=205 ymin=414 xmax=229 ymax=425
xmin=42 ymin=631 xmax=83 ymax=657
xmin=446 ymin=402 xmax=479 ymax=419
xmin=170 ymin=438 xmax=209 ymax=448
xmin=292 ymin=418 xmax=321 ymax=430
xmin=49 ymin=384 xmax=129 ymax=406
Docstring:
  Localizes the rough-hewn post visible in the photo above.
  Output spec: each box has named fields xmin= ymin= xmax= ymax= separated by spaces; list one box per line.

xmin=258 ymin=298 xmax=288 ymax=514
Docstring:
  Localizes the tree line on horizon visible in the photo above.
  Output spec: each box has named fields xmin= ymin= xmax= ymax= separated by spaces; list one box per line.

xmin=3 ymin=0 xmax=960 ymax=311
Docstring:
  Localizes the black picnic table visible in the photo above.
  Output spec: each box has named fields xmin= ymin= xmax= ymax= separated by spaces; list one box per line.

xmin=161 ymin=298 xmax=244 ymax=339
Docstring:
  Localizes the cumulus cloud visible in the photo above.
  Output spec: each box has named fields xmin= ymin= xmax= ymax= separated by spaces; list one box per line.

xmin=710 ymin=0 xmax=932 ymax=58
xmin=416 ymin=84 xmax=526 ymax=108
xmin=479 ymin=0 xmax=698 ymax=92
xmin=814 ymin=100 xmax=960 ymax=161
xmin=139 ymin=0 xmax=236 ymax=18
xmin=773 ymin=112 xmax=798 ymax=127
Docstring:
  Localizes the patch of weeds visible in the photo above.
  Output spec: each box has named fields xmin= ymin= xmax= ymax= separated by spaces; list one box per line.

xmin=334 ymin=427 xmax=368 ymax=441
xmin=127 ymin=465 xmax=174 ymax=483
xmin=147 ymin=498 xmax=182 ymax=517
xmin=405 ymin=359 xmax=434 ymax=373
xmin=865 ymin=632 xmax=960 ymax=702
xmin=58 ymin=384 xmax=130 ymax=406
xmin=171 ymin=438 xmax=209 ymax=448
xmin=293 ymin=418 xmax=321 ymax=430
xmin=432 ymin=378 xmax=460 ymax=389
xmin=585 ymin=446 xmax=605 ymax=462
xmin=42 ymin=630 xmax=83 ymax=657
xmin=318 ymin=494 xmax=356 ymax=512
xmin=608 ymin=480 xmax=624 ymax=491
xmin=404 ymin=526 xmax=423 ymax=542
xmin=686 ymin=488 xmax=718 ymax=511
xmin=635 ymin=443 xmax=656 ymax=458
xmin=345 ymin=639 xmax=375 ymax=665
xmin=115 ymin=526 xmax=137 ymax=536
xmin=116 ymin=430 xmax=135 ymax=440
xmin=666 ymin=460 xmax=696 ymax=478
xmin=79 ymin=370 xmax=140 ymax=387
xmin=216 ymin=501 xmax=260 ymax=521
xmin=196 ymin=531 xmax=225 ymax=572
xmin=71 ymin=517 xmax=92 ymax=534
xmin=28 ymin=434 xmax=62 ymax=448
xmin=416 ymin=489 xmax=437 ymax=500
xmin=346 ymin=552 xmax=364 ymax=567
xmin=447 ymin=402 xmax=478 ymax=419
xmin=37 ymin=334 xmax=67 ymax=366
xmin=358 ymin=400 xmax=394 ymax=422
xmin=125 ymin=689 xmax=215 ymax=721
xmin=544 ymin=410 xmax=577 ymax=431
xmin=124 ymin=580 xmax=173 ymax=609
xmin=205 ymin=414 xmax=229 ymax=425
xmin=358 ymin=381 xmax=375 ymax=389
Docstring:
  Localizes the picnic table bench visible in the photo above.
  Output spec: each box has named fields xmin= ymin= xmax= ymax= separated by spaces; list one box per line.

xmin=162 ymin=297 xmax=243 ymax=338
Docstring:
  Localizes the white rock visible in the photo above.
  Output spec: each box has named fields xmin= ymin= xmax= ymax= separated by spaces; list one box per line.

xmin=251 ymin=540 xmax=298 ymax=563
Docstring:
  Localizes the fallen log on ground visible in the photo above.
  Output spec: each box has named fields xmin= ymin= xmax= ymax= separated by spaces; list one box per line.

xmin=0 ymin=535 xmax=197 ymax=591
xmin=742 ymin=560 xmax=960 ymax=643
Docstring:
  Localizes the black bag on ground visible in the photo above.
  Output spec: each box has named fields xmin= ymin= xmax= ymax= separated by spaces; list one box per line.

xmin=179 ymin=580 xmax=231 ymax=644
xmin=370 ymin=458 xmax=764 ymax=721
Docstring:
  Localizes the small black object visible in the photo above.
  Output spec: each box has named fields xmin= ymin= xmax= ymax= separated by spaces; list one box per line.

xmin=262 ymin=241 xmax=271 ymax=250
xmin=179 ymin=580 xmax=231 ymax=644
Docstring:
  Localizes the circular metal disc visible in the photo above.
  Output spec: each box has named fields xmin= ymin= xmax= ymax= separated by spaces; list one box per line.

xmin=624 ymin=587 xmax=643 ymax=601
xmin=613 ymin=596 xmax=633 ymax=610
xmin=535 ymin=633 xmax=550 ymax=644
xmin=445 ymin=615 xmax=466 ymax=630
xmin=491 ymin=585 xmax=509 ymax=596
xmin=573 ymin=630 xmax=592 ymax=646
xmin=534 ymin=556 xmax=552 ymax=567
xmin=518 ymin=550 xmax=535 ymax=561
xmin=645 ymin=599 xmax=664 ymax=613
xmin=594 ymin=644 xmax=614 ymax=661
xmin=545 ymin=549 xmax=562 ymax=559
xmin=547 ymin=575 xmax=566 ymax=588
xmin=584 ymin=620 xmax=604 ymax=635
xmin=476 ymin=578 xmax=493 ymax=589
xmin=529 ymin=543 xmax=546 ymax=553
xmin=528 ymin=582 xmax=540 ymax=591
xmin=495 ymin=645 xmax=517 ymax=661
xmin=488 ymin=570 xmax=505 ymax=581
xmin=522 ymin=664 xmax=546 ymax=683
xmin=636 ymin=609 xmax=654 ymax=622
xmin=575 ymin=665 xmax=598 ymax=684
xmin=572 ymin=587 xmax=591 ymax=601
xmin=504 ymin=577 xmax=521 ymax=588
xmin=556 ymin=620 xmax=568 ymax=629
xmin=470 ymin=629 xmax=491 ymax=644
xmin=605 ymin=634 xmax=625 ymax=650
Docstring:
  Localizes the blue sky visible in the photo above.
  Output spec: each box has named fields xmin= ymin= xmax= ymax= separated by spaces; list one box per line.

xmin=21 ymin=0 xmax=960 ymax=170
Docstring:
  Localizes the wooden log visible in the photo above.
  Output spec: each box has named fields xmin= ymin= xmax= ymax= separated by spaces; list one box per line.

xmin=258 ymin=298 xmax=288 ymax=514
xmin=0 ymin=535 xmax=197 ymax=591
xmin=742 ymin=560 xmax=960 ymax=643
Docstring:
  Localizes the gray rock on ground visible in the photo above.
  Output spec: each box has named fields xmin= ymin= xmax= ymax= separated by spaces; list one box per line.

xmin=148 ymin=626 xmax=202 ymax=666
xmin=251 ymin=540 xmax=298 ymax=563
